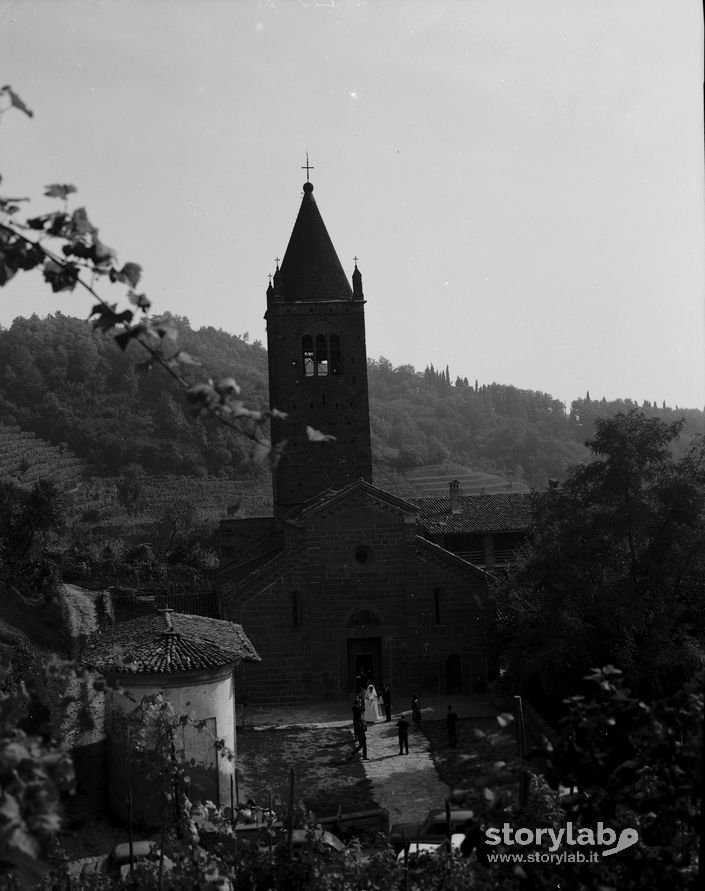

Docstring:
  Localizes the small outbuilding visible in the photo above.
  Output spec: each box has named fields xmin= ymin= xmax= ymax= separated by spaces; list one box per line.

xmin=83 ymin=609 xmax=260 ymax=826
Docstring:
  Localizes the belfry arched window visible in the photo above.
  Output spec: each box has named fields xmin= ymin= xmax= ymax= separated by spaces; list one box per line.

xmin=301 ymin=334 xmax=343 ymax=377
xmin=315 ymin=335 xmax=328 ymax=376
xmin=302 ymin=335 xmax=314 ymax=377
xmin=329 ymin=334 xmax=342 ymax=375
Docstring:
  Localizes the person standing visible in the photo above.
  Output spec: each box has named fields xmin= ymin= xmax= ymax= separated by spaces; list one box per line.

xmin=446 ymin=705 xmax=459 ymax=747
xmin=397 ymin=713 xmax=410 ymax=755
xmin=352 ymin=697 xmax=363 ymax=728
xmin=411 ymin=691 xmax=422 ymax=726
xmin=352 ymin=718 xmax=368 ymax=760
xmin=364 ymin=683 xmax=384 ymax=724
xmin=382 ymin=684 xmax=392 ymax=722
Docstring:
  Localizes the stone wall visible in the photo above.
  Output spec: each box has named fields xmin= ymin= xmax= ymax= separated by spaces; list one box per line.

xmin=226 ymin=489 xmax=490 ymax=705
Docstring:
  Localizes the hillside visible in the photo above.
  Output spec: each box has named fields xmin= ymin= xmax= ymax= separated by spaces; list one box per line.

xmin=1 ymin=314 xmax=704 ymax=499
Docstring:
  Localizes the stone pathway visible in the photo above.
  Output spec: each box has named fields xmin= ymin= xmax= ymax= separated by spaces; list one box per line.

xmin=356 ymin=714 xmax=450 ymax=824
xmin=244 ymin=695 xmax=496 ymax=826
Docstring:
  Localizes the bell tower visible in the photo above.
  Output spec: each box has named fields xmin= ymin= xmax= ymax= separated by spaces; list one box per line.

xmin=265 ymin=177 xmax=373 ymax=524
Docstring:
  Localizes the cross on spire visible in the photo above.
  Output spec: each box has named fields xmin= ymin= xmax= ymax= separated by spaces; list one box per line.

xmin=301 ymin=153 xmax=314 ymax=182
xmin=353 ymin=256 xmax=359 ymax=267
xmin=274 ymin=257 xmax=280 ymax=267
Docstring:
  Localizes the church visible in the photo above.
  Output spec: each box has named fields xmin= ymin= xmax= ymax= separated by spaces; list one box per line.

xmin=216 ymin=173 xmax=527 ymax=704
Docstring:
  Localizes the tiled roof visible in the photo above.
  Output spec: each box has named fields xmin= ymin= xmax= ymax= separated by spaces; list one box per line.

xmin=277 ymin=182 xmax=353 ymax=302
xmin=408 ymin=493 xmax=533 ymax=534
xmin=82 ymin=612 xmax=261 ymax=674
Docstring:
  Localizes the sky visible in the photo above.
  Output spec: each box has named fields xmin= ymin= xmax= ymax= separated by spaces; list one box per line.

xmin=1 ymin=0 xmax=703 ymax=410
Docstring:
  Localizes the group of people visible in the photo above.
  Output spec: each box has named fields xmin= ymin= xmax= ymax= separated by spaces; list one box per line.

xmin=349 ymin=685 xmax=461 ymax=758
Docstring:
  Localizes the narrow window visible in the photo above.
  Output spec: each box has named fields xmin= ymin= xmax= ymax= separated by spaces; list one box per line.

xmin=292 ymin=591 xmax=299 ymax=628
xmin=433 ymin=588 xmax=442 ymax=624
xmin=302 ymin=335 xmax=314 ymax=377
xmin=315 ymin=334 xmax=328 ymax=376
xmin=329 ymin=335 xmax=342 ymax=375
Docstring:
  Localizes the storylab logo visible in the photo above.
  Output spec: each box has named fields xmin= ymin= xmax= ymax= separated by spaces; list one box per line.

xmin=484 ymin=822 xmax=639 ymax=865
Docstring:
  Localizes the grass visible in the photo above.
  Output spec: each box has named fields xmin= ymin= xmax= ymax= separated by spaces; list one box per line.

xmin=235 ymin=724 xmax=377 ymax=819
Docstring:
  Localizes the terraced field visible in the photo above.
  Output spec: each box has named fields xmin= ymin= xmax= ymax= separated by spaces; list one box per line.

xmin=0 ymin=425 xmax=84 ymax=490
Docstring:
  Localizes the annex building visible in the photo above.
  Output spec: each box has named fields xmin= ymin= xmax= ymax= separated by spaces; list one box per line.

xmin=216 ymin=175 xmax=529 ymax=705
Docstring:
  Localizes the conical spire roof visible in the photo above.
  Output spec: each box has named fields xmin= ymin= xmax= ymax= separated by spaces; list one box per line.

xmin=277 ymin=182 xmax=353 ymax=302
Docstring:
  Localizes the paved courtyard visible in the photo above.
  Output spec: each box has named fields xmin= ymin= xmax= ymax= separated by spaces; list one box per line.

xmin=241 ymin=694 xmax=496 ymax=825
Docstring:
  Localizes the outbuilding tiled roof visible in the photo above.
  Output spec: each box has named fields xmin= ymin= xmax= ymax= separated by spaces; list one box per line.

xmin=82 ymin=611 xmax=260 ymax=674
xmin=276 ymin=182 xmax=353 ymax=302
xmin=408 ymin=493 xmax=533 ymax=535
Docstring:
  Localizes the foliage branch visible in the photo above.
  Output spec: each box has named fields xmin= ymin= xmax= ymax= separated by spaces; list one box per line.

xmin=0 ymin=87 xmax=288 ymax=468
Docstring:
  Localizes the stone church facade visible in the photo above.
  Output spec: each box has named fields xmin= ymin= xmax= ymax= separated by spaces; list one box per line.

xmin=217 ymin=175 xmax=502 ymax=705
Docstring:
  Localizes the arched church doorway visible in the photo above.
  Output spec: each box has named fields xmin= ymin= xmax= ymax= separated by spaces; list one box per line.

xmin=347 ymin=638 xmax=382 ymax=696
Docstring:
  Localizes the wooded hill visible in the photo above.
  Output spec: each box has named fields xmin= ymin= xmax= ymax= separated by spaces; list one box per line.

xmin=1 ymin=313 xmax=704 ymax=492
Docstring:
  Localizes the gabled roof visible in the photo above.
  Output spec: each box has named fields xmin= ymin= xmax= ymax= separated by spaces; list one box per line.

xmin=414 ymin=536 xmax=489 ymax=581
xmin=219 ymin=545 xmax=307 ymax=603
xmin=276 ymin=181 xmax=353 ymax=302
xmin=286 ymin=477 xmax=416 ymax=525
xmin=82 ymin=611 xmax=260 ymax=674
xmin=408 ymin=493 xmax=533 ymax=535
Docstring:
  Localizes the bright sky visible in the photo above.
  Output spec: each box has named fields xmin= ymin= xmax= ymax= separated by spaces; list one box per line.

xmin=1 ymin=0 xmax=703 ymax=409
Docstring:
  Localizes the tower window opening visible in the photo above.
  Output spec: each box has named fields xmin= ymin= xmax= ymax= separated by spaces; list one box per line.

xmin=302 ymin=333 xmax=344 ymax=377
xmin=330 ymin=335 xmax=342 ymax=375
xmin=302 ymin=335 xmax=314 ymax=377
xmin=316 ymin=334 xmax=329 ymax=376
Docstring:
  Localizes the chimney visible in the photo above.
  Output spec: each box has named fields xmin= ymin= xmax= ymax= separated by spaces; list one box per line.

xmin=449 ymin=479 xmax=462 ymax=515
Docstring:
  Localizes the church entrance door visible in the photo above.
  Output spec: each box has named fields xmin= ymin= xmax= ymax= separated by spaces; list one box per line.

xmin=347 ymin=637 xmax=382 ymax=695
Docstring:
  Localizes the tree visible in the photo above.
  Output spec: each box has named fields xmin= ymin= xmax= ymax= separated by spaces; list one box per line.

xmin=498 ymin=410 xmax=705 ymax=704
xmin=0 ymin=480 xmax=64 ymax=602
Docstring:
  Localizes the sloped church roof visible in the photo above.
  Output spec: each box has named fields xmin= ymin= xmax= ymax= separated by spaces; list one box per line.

xmin=275 ymin=181 xmax=354 ymax=302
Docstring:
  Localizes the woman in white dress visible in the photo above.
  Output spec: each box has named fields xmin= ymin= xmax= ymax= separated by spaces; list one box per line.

xmin=363 ymin=684 xmax=385 ymax=724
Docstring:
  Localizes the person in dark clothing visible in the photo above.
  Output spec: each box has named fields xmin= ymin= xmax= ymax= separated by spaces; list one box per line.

xmin=411 ymin=691 xmax=421 ymax=726
xmin=446 ymin=705 xmax=459 ymax=747
xmin=397 ymin=714 xmax=410 ymax=755
xmin=352 ymin=719 xmax=368 ymax=760
xmin=352 ymin=698 xmax=363 ymax=728
xmin=382 ymin=684 xmax=392 ymax=722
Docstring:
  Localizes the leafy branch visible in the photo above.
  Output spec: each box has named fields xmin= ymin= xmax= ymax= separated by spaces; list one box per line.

xmin=0 ymin=87 xmax=288 ymax=466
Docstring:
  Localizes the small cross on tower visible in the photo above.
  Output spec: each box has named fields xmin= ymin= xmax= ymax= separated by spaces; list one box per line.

xmin=301 ymin=153 xmax=314 ymax=182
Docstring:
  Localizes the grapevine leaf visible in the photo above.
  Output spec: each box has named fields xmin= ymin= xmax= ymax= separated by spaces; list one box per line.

xmin=214 ymin=377 xmax=240 ymax=396
xmin=68 ymin=206 xmax=96 ymax=236
xmin=114 ymin=324 xmax=146 ymax=351
xmin=26 ymin=212 xmax=59 ymax=231
xmin=153 ymin=321 xmax=178 ymax=342
xmin=306 ymin=425 xmax=336 ymax=442
xmin=43 ymin=259 xmax=79 ymax=293
xmin=119 ymin=262 xmax=142 ymax=288
xmin=251 ymin=441 xmax=271 ymax=465
xmin=128 ymin=290 xmax=151 ymax=311
xmin=44 ymin=184 xmax=77 ymax=200
xmin=92 ymin=238 xmax=118 ymax=266
xmin=174 ymin=350 xmax=201 ymax=366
